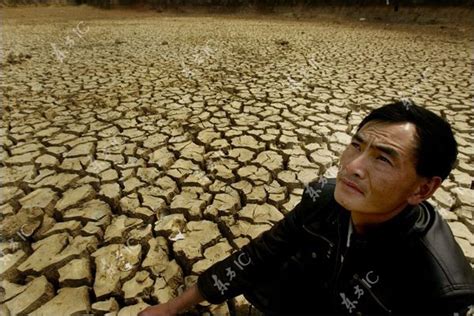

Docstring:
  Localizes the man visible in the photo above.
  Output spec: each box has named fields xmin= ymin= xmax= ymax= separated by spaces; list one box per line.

xmin=139 ymin=101 xmax=474 ymax=316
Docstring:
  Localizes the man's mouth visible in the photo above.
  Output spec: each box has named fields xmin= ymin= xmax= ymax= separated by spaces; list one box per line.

xmin=340 ymin=178 xmax=364 ymax=195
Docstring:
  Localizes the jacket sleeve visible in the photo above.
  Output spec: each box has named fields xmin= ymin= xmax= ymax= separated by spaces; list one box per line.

xmin=428 ymin=292 xmax=474 ymax=316
xmin=197 ymin=179 xmax=331 ymax=304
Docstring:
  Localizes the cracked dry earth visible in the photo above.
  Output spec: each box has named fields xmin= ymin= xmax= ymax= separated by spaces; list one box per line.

xmin=1 ymin=6 xmax=473 ymax=316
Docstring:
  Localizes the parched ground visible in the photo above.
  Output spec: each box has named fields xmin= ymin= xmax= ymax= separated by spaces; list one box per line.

xmin=0 ymin=5 xmax=473 ymax=315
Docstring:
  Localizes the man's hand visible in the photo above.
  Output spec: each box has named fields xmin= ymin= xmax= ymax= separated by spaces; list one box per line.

xmin=137 ymin=302 xmax=176 ymax=316
xmin=137 ymin=284 xmax=205 ymax=316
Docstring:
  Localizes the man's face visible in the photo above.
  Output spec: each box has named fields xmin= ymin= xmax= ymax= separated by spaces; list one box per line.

xmin=334 ymin=121 xmax=425 ymax=215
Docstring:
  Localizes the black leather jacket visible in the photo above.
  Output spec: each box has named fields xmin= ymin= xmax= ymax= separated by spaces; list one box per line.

xmin=197 ymin=178 xmax=474 ymax=315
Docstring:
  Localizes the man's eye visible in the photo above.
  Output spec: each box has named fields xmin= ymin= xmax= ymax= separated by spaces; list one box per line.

xmin=351 ymin=142 xmax=360 ymax=150
xmin=377 ymin=156 xmax=392 ymax=165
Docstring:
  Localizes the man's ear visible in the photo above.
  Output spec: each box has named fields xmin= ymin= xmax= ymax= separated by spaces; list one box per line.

xmin=407 ymin=176 xmax=442 ymax=205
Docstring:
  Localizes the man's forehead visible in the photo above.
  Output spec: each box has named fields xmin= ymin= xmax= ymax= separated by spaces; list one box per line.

xmin=355 ymin=122 xmax=418 ymax=156
xmin=357 ymin=121 xmax=417 ymax=139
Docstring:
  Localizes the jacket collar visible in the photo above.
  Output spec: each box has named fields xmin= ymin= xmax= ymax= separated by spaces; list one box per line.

xmin=342 ymin=202 xmax=432 ymax=246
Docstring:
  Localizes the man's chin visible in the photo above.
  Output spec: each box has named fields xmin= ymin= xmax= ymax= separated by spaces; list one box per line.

xmin=334 ymin=185 xmax=365 ymax=211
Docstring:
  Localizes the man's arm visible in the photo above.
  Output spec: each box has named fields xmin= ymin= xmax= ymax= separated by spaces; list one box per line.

xmin=138 ymin=179 xmax=333 ymax=315
xmin=430 ymin=294 xmax=474 ymax=316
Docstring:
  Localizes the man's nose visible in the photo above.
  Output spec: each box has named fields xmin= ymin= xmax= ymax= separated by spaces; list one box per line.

xmin=345 ymin=152 xmax=368 ymax=178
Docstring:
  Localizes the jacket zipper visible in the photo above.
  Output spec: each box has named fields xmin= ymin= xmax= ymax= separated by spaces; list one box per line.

xmin=302 ymin=224 xmax=335 ymax=258
xmin=353 ymin=274 xmax=392 ymax=314
xmin=330 ymin=217 xmax=346 ymax=307
xmin=302 ymin=224 xmax=335 ymax=247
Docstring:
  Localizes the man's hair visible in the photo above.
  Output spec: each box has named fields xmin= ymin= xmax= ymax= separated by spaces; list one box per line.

xmin=356 ymin=100 xmax=458 ymax=180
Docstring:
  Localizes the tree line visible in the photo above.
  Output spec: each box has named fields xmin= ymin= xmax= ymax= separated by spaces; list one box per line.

xmin=75 ymin=0 xmax=472 ymax=7
xmin=2 ymin=0 xmax=472 ymax=9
